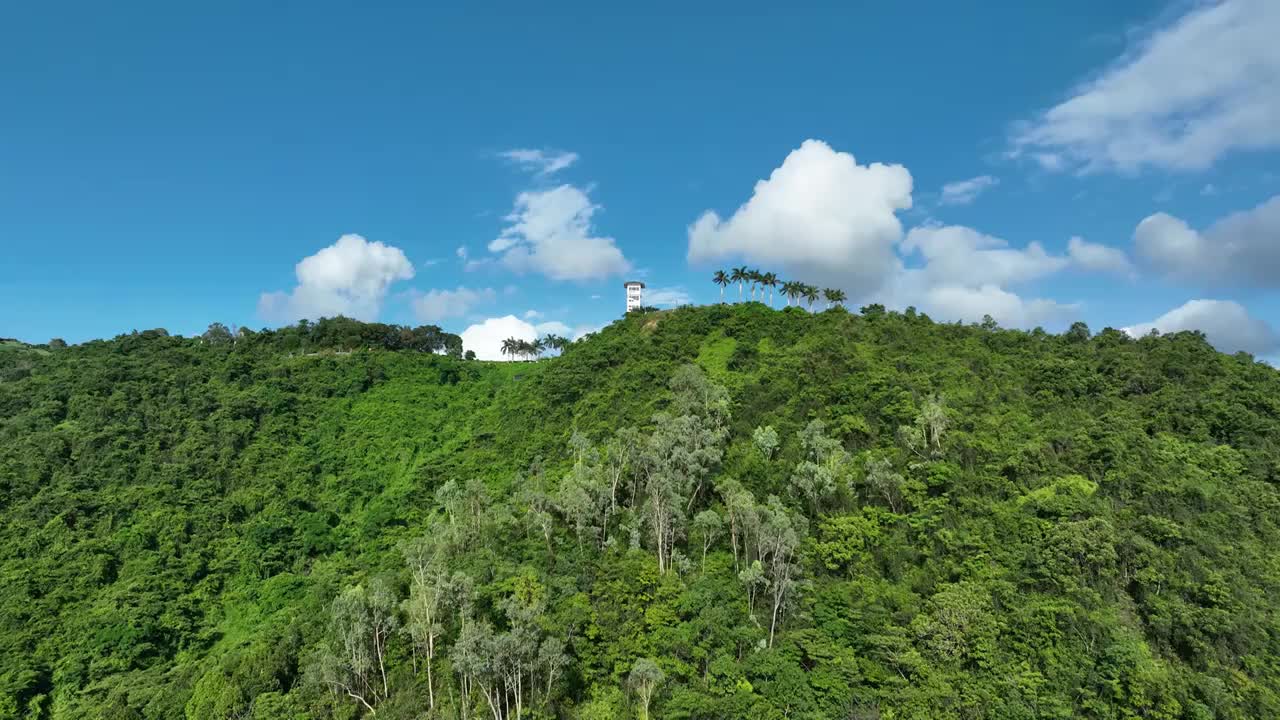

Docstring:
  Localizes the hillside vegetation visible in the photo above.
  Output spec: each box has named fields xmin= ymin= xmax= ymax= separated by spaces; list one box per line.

xmin=3 ymin=304 xmax=1280 ymax=719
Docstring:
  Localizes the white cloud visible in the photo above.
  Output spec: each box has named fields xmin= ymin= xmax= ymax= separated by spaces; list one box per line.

xmin=456 ymin=246 xmax=469 ymax=260
xmin=523 ymin=309 xmax=544 ymax=319
xmin=884 ymin=225 xmax=1130 ymax=328
xmin=901 ymin=224 xmax=1068 ymax=288
xmin=460 ymin=315 xmax=576 ymax=360
xmin=411 ymin=286 xmax=496 ymax=323
xmin=461 ymin=315 xmax=538 ymax=361
xmin=258 ymin=234 xmax=414 ymax=322
xmin=684 ymin=139 xmax=1137 ymax=329
xmin=1013 ymin=0 xmax=1280 ymax=172
xmin=644 ymin=286 xmax=693 ymax=307
xmin=1067 ymin=236 xmax=1134 ymax=276
xmin=939 ymin=175 xmax=998 ymax=206
xmin=895 ymin=281 xmax=1078 ymax=329
xmin=491 ymin=184 xmax=631 ymax=281
xmin=534 ymin=320 xmax=572 ymax=337
xmin=1123 ymin=299 xmax=1279 ymax=355
xmin=687 ymin=139 xmax=913 ymax=295
xmin=1134 ymin=195 xmax=1280 ymax=286
xmin=500 ymin=148 xmax=580 ymax=176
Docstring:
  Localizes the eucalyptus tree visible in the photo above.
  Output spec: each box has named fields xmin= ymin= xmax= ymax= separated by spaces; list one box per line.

xmin=756 ymin=496 xmax=806 ymax=647
xmin=712 ymin=269 xmax=730 ymax=302
xmin=315 ymin=578 xmax=400 ymax=713
xmin=789 ymin=419 xmax=850 ymax=514
xmin=628 ymin=658 xmax=666 ymax=720
xmin=752 ymin=424 xmax=779 ymax=460
xmin=692 ymin=509 xmax=722 ymax=568
xmin=402 ymin=533 xmax=454 ymax=711
xmin=638 ymin=366 xmax=730 ymax=573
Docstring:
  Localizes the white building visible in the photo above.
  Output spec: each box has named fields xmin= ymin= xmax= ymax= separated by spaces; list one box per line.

xmin=624 ymin=280 xmax=645 ymax=312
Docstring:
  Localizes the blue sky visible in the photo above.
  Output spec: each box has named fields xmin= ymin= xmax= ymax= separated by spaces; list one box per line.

xmin=2 ymin=0 xmax=1278 ymax=360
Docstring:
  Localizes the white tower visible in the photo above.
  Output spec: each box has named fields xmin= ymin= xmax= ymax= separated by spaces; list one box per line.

xmin=624 ymin=280 xmax=645 ymax=312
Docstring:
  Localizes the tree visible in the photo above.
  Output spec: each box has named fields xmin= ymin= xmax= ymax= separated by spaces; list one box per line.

xmin=752 ymin=425 xmax=779 ymax=460
xmin=803 ymin=285 xmax=820 ymax=310
xmin=765 ymin=272 xmax=780 ymax=307
xmin=313 ymin=579 xmax=399 ymax=713
xmin=47 ymin=338 xmax=67 ymax=349
xmin=713 ymin=270 xmax=730 ymax=303
xmin=500 ymin=337 xmax=518 ymax=360
xmin=402 ymin=534 xmax=453 ymax=711
xmin=757 ymin=496 xmax=805 ymax=647
xmin=789 ymin=420 xmax=849 ymax=514
xmin=782 ymin=281 xmax=803 ymax=307
xmin=628 ymin=658 xmax=665 ymax=720
xmin=202 ymin=322 xmax=233 ymax=345
xmin=823 ymin=288 xmax=846 ymax=309
xmin=863 ymin=456 xmax=908 ymax=513
xmin=730 ymin=266 xmax=749 ymax=301
xmin=692 ymin=509 xmax=722 ymax=568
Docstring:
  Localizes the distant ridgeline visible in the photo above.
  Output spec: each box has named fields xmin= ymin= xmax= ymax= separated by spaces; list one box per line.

xmin=2 ymin=303 xmax=1280 ymax=720
xmin=20 ymin=316 xmax=464 ymax=358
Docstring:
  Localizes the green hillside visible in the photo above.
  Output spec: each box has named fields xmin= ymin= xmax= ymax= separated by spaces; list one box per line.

xmin=3 ymin=304 xmax=1280 ymax=719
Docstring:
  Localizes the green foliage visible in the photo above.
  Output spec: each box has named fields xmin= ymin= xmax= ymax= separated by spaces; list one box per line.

xmin=3 ymin=306 xmax=1280 ymax=718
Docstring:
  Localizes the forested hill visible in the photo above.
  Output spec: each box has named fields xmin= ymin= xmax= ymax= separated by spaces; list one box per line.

xmin=3 ymin=304 xmax=1280 ymax=720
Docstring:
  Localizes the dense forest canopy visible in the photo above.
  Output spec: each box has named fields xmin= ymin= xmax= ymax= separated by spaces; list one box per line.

xmin=2 ymin=303 xmax=1280 ymax=719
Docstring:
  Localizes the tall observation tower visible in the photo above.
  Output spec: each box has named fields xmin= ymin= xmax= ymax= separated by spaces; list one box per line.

xmin=623 ymin=280 xmax=645 ymax=313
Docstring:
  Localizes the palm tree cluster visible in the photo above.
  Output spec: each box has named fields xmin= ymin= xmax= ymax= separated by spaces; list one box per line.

xmin=500 ymin=334 xmax=570 ymax=361
xmin=712 ymin=267 xmax=847 ymax=310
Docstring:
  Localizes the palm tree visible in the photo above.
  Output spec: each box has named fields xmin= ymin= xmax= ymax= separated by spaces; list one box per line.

xmin=513 ymin=339 xmax=533 ymax=360
xmin=730 ymin=266 xmax=749 ymax=302
xmin=803 ymin=284 xmax=820 ymax=310
xmin=823 ymin=288 xmax=847 ymax=309
xmin=761 ymin=272 xmax=779 ymax=307
xmin=501 ymin=337 xmax=518 ymax=360
xmin=531 ymin=337 xmax=547 ymax=358
xmin=747 ymin=269 xmax=762 ymax=301
xmin=543 ymin=334 xmax=569 ymax=352
xmin=712 ymin=270 xmax=729 ymax=303
xmin=783 ymin=281 xmax=803 ymax=307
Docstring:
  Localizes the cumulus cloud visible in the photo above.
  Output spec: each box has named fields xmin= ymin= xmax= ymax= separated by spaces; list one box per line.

xmin=1123 ymin=299 xmax=1279 ymax=355
xmin=1013 ymin=0 xmax=1280 ymax=172
xmin=411 ymin=286 xmax=496 ymax=323
xmin=686 ymin=139 xmax=1136 ymax=329
xmin=878 ymin=227 xmax=1074 ymax=328
xmin=687 ymin=139 xmax=913 ymax=295
xmin=644 ymin=286 xmax=693 ymax=307
xmin=1067 ymin=236 xmax=1134 ymax=276
xmin=490 ymin=184 xmax=631 ymax=281
xmin=258 ymin=234 xmax=414 ymax=322
xmin=500 ymin=148 xmax=579 ymax=176
xmin=901 ymin=224 xmax=1068 ymax=287
xmin=1135 ymin=195 xmax=1280 ymax=287
xmin=460 ymin=315 xmax=576 ymax=360
xmin=939 ymin=175 xmax=998 ymax=206
xmin=886 ymin=280 xmax=1079 ymax=329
